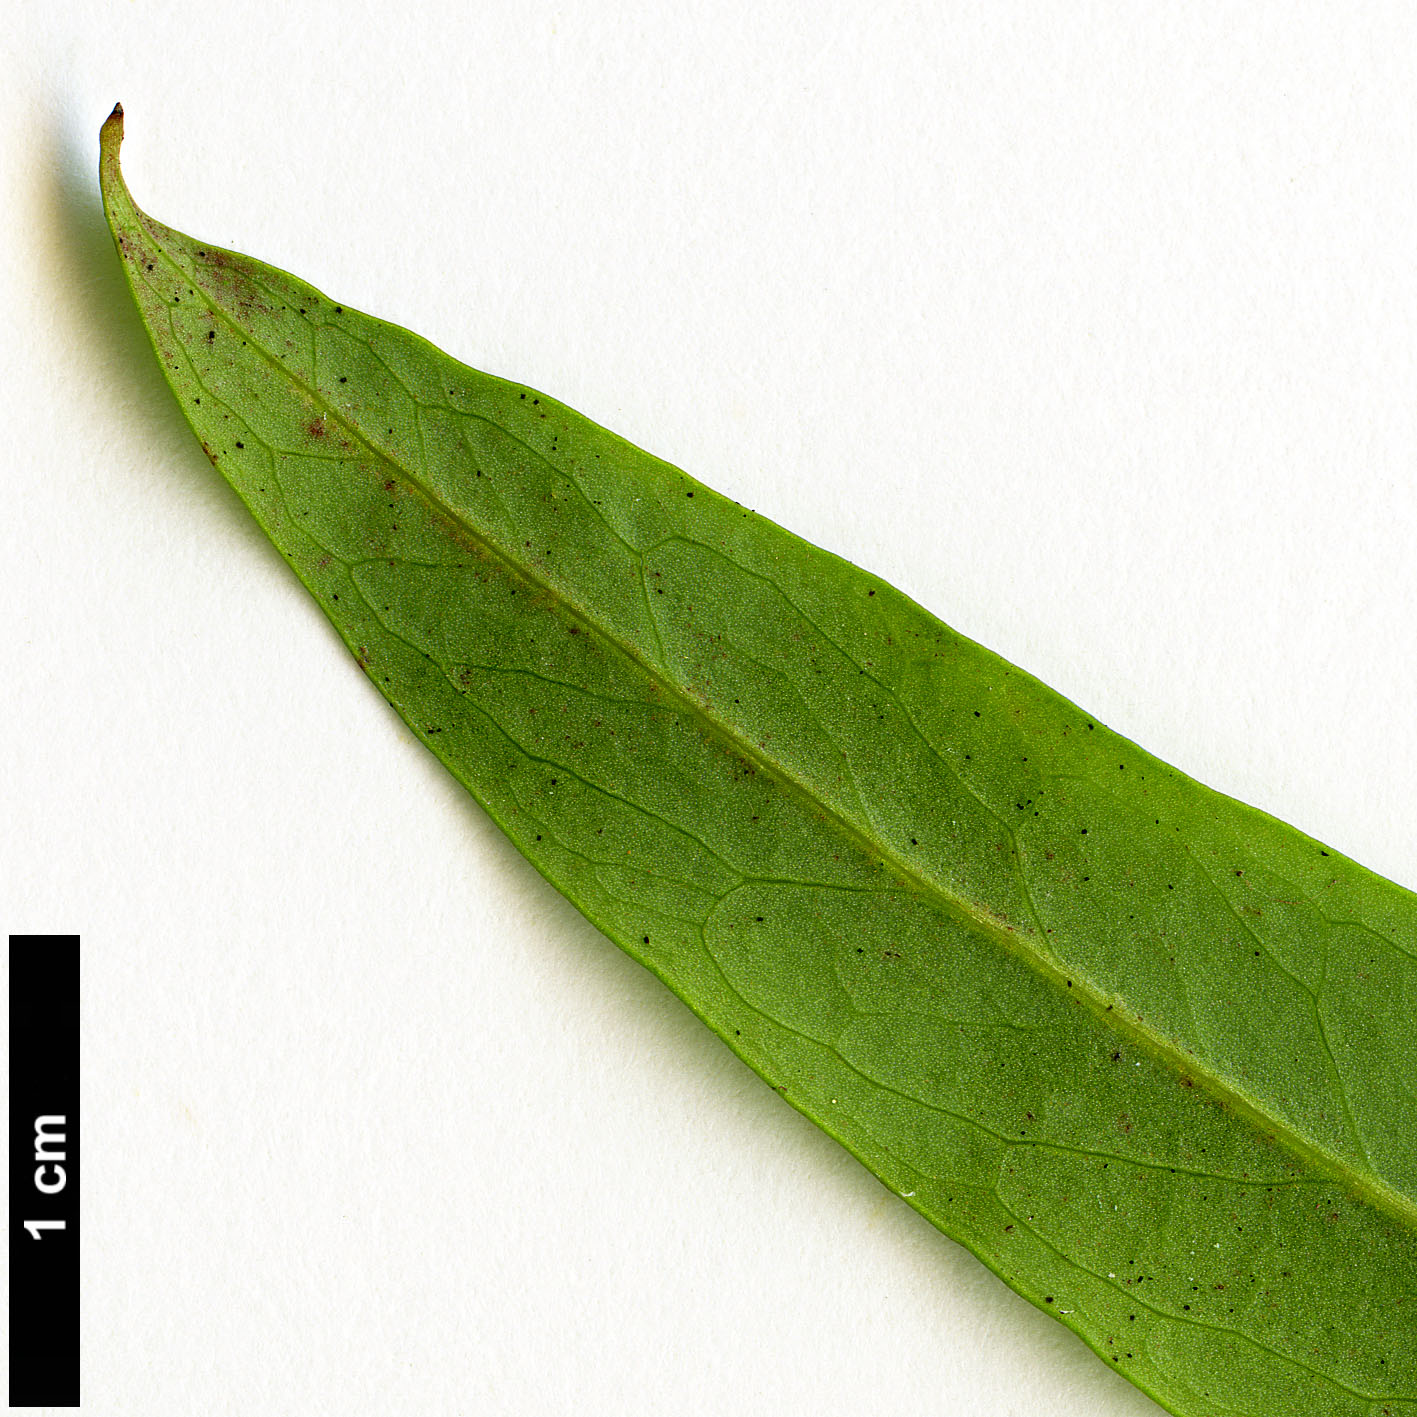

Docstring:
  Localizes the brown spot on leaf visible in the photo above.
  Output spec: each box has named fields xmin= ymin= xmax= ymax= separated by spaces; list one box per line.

xmin=200 ymin=246 xmax=272 ymax=317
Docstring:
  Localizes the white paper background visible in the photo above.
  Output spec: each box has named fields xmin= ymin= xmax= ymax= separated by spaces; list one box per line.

xmin=3 ymin=4 xmax=1414 ymax=1414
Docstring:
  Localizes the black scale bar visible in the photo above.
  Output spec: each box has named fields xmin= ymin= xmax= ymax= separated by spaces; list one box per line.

xmin=9 ymin=935 xmax=80 ymax=1407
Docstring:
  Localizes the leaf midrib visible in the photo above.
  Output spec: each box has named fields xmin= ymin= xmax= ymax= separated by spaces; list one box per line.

xmin=117 ymin=170 xmax=1417 ymax=1241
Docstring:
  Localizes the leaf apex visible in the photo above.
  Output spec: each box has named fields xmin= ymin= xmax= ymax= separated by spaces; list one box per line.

xmin=99 ymin=103 xmax=140 ymax=229
xmin=102 ymin=102 xmax=124 ymax=149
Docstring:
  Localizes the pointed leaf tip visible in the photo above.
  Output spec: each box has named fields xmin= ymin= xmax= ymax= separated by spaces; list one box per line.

xmin=100 ymin=104 xmax=125 ymax=170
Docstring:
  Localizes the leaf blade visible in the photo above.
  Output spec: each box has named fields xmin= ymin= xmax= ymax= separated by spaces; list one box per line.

xmin=100 ymin=107 xmax=1417 ymax=1416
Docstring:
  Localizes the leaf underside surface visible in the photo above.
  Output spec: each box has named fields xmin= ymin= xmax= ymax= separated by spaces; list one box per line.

xmin=100 ymin=107 xmax=1416 ymax=1417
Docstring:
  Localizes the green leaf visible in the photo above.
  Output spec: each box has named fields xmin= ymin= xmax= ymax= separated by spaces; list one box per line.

xmin=100 ymin=105 xmax=1416 ymax=1416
